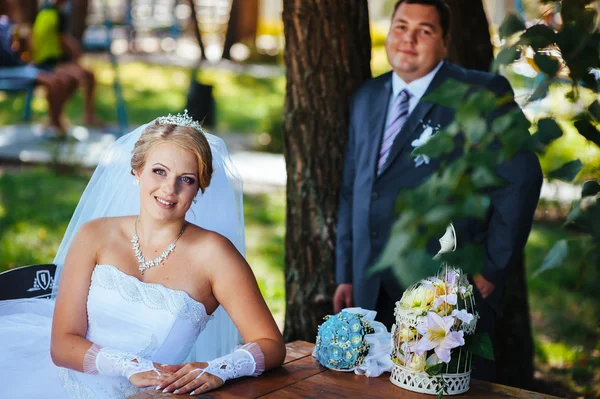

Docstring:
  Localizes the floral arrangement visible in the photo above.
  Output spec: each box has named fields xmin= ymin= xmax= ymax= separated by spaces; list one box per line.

xmin=390 ymin=267 xmax=493 ymax=396
xmin=314 ymin=310 xmax=374 ymax=370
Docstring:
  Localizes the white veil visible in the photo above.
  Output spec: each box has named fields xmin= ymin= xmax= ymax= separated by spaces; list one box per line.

xmin=51 ymin=121 xmax=244 ymax=361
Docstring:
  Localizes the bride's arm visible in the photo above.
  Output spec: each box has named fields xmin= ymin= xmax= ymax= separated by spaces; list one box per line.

xmin=158 ymin=233 xmax=285 ymax=394
xmin=50 ymin=219 xmax=101 ymax=371
xmin=209 ymin=235 xmax=286 ymax=370
xmin=50 ymin=219 xmax=164 ymax=387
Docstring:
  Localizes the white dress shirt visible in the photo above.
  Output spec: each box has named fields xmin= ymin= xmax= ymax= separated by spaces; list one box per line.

xmin=385 ymin=60 xmax=444 ymax=127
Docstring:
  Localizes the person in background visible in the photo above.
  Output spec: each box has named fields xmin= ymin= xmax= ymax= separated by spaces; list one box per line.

xmin=0 ymin=0 xmax=74 ymax=136
xmin=32 ymin=0 xmax=101 ymax=127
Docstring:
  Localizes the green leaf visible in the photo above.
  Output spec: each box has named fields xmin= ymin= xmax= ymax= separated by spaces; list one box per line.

xmin=547 ymin=160 xmax=583 ymax=182
xmin=519 ymin=24 xmax=556 ymax=50
xmin=471 ymin=166 xmax=504 ymax=189
xmin=493 ymin=46 xmax=521 ymax=70
xmin=533 ymin=52 xmax=561 ymax=77
xmin=564 ymin=201 xmax=583 ymax=226
xmin=499 ymin=12 xmax=526 ymax=39
xmin=466 ymin=333 xmax=495 ymax=360
xmin=533 ymin=239 xmax=568 ymax=277
xmin=582 ymin=180 xmax=600 ymax=197
xmin=463 ymin=117 xmax=487 ymax=144
xmin=425 ymin=362 xmax=445 ymax=376
xmin=423 ymin=79 xmax=470 ymax=108
xmin=411 ymin=131 xmax=454 ymax=158
xmin=532 ymin=118 xmax=563 ymax=146
xmin=574 ymin=118 xmax=600 ymax=148
xmin=528 ymin=79 xmax=550 ymax=102
xmin=589 ymin=100 xmax=600 ymax=122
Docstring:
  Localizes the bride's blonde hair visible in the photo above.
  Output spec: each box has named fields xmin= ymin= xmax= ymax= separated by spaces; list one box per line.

xmin=130 ymin=122 xmax=214 ymax=192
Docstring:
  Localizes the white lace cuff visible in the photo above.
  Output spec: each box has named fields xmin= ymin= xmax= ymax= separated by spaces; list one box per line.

xmin=198 ymin=342 xmax=264 ymax=383
xmin=83 ymin=344 xmax=158 ymax=379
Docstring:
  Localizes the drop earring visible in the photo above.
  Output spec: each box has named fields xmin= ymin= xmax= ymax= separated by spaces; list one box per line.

xmin=133 ymin=178 xmax=140 ymax=186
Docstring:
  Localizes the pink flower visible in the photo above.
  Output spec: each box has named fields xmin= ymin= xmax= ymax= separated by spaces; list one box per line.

xmin=414 ymin=312 xmax=465 ymax=363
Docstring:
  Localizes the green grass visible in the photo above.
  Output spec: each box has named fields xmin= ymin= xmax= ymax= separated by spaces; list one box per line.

xmin=0 ymin=58 xmax=285 ymax=135
xmin=525 ymin=222 xmax=600 ymax=397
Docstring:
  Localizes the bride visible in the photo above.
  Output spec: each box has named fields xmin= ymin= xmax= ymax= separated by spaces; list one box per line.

xmin=0 ymin=112 xmax=286 ymax=398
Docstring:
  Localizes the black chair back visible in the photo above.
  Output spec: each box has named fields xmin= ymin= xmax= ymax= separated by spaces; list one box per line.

xmin=0 ymin=264 xmax=57 ymax=300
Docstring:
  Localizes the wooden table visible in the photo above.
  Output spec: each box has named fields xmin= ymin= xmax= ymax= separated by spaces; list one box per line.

xmin=130 ymin=341 xmax=559 ymax=399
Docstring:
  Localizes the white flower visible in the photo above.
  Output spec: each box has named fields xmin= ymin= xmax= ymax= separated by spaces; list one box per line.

xmin=400 ymin=285 xmax=434 ymax=312
xmin=413 ymin=311 xmax=465 ymax=363
xmin=433 ymin=293 xmax=457 ymax=308
xmin=451 ymin=309 xmax=474 ymax=324
xmin=407 ymin=353 xmax=427 ymax=372
xmin=589 ymin=68 xmax=600 ymax=81
xmin=411 ymin=122 xmax=439 ymax=167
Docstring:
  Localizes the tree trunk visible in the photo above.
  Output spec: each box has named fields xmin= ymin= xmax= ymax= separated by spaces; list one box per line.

xmin=282 ymin=0 xmax=371 ymax=342
xmin=446 ymin=1 xmax=535 ymax=389
xmin=222 ymin=0 xmax=259 ymax=60
xmin=70 ymin=0 xmax=89 ymax=44
xmin=17 ymin=0 xmax=38 ymax=25
xmin=446 ymin=0 xmax=495 ymax=71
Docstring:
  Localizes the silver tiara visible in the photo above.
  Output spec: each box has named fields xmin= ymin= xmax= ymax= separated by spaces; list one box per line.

xmin=156 ymin=109 xmax=203 ymax=131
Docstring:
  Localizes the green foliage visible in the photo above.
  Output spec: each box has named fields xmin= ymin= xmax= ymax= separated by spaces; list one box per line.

xmin=547 ymin=160 xmax=583 ymax=182
xmin=534 ymin=239 xmax=568 ymax=277
xmin=465 ymin=333 xmax=495 ymax=361
xmin=499 ymin=12 xmax=527 ymax=39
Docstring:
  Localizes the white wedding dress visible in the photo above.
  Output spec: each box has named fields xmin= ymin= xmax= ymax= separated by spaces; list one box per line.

xmin=0 ymin=119 xmax=246 ymax=398
xmin=0 ymin=264 xmax=213 ymax=398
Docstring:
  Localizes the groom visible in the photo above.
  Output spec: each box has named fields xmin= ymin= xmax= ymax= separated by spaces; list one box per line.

xmin=333 ymin=0 xmax=542 ymax=381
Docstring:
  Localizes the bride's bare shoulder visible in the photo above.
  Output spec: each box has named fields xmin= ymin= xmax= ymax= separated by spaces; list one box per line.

xmin=185 ymin=224 xmax=243 ymax=263
xmin=77 ymin=216 xmax=135 ymax=238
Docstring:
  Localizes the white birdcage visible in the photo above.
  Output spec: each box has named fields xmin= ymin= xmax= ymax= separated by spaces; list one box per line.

xmin=389 ymin=265 xmax=478 ymax=396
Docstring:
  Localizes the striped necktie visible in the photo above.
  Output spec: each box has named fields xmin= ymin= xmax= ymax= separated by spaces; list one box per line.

xmin=377 ymin=89 xmax=411 ymax=175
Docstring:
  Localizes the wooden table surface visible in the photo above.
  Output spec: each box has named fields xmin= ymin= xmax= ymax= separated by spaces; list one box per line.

xmin=129 ymin=341 xmax=560 ymax=399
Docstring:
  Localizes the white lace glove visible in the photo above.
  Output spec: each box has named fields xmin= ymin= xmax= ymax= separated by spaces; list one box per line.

xmin=196 ymin=342 xmax=264 ymax=383
xmin=83 ymin=343 xmax=158 ymax=379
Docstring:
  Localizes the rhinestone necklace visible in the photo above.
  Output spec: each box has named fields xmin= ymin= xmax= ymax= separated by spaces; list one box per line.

xmin=131 ymin=216 xmax=187 ymax=273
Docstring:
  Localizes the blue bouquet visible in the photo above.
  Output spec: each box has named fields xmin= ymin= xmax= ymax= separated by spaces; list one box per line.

xmin=314 ymin=309 xmax=378 ymax=371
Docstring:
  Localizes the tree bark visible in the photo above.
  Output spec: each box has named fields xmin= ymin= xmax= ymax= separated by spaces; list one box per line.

xmin=222 ymin=0 xmax=259 ymax=60
xmin=70 ymin=0 xmax=90 ymax=44
xmin=446 ymin=0 xmax=535 ymax=389
xmin=446 ymin=0 xmax=495 ymax=71
xmin=282 ymin=0 xmax=371 ymax=342
xmin=16 ymin=0 xmax=38 ymax=25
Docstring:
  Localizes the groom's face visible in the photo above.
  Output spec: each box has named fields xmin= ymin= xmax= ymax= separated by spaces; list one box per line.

xmin=385 ymin=3 xmax=448 ymax=83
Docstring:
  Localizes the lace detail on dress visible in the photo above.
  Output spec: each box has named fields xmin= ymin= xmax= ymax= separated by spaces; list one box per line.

xmin=92 ymin=265 xmax=210 ymax=330
xmin=137 ymin=334 xmax=158 ymax=359
xmin=59 ymin=367 xmax=138 ymax=399
xmin=58 ymin=368 xmax=99 ymax=399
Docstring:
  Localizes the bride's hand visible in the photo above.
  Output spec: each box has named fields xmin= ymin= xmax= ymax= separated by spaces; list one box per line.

xmin=157 ymin=362 xmax=225 ymax=395
xmin=128 ymin=363 xmax=174 ymax=388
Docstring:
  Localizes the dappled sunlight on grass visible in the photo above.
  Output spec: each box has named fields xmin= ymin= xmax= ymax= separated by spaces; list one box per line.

xmin=243 ymin=191 xmax=286 ymax=328
xmin=525 ymin=222 xmax=600 ymax=396
xmin=0 ymin=58 xmax=284 ymax=135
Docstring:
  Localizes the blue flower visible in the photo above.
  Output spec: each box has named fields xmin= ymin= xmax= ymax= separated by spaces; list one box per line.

xmin=329 ymin=345 xmax=343 ymax=361
xmin=350 ymin=333 xmax=363 ymax=348
xmin=338 ymin=329 xmax=350 ymax=343
xmin=321 ymin=326 xmax=334 ymax=344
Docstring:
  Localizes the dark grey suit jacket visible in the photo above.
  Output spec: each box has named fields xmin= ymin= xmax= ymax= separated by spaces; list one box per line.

xmin=336 ymin=61 xmax=542 ymax=312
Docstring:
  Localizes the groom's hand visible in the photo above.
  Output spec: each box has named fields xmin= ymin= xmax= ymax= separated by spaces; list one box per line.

xmin=473 ymin=274 xmax=495 ymax=299
xmin=333 ymin=283 xmax=353 ymax=313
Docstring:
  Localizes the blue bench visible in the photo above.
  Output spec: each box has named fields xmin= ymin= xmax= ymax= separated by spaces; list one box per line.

xmin=0 ymin=67 xmax=37 ymax=122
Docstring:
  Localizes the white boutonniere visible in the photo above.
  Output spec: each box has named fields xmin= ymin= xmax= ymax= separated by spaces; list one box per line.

xmin=410 ymin=120 xmax=440 ymax=167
